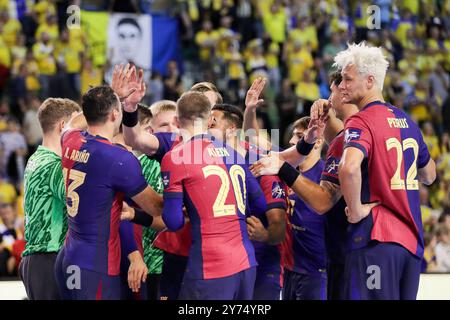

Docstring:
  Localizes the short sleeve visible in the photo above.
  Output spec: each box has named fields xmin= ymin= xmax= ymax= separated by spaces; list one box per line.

xmin=321 ymin=145 xmax=341 ymax=186
xmin=258 ymin=175 xmax=287 ymax=210
xmin=110 ymin=151 xmax=148 ymax=198
xmin=160 ymin=151 xmax=187 ymax=199
xmin=244 ymin=165 xmax=267 ymax=217
xmin=150 ymin=132 xmax=178 ymax=163
xmin=416 ymin=130 xmax=431 ymax=169
xmin=344 ymin=115 xmax=372 ymax=158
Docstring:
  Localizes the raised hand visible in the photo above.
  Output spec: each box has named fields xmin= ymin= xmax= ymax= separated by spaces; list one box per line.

xmin=123 ymin=67 xmax=146 ymax=110
xmin=245 ymin=77 xmax=266 ymax=110
xmin=111 ymin=64 xmax=136 ymax=101
xmin=310 ymin=99 xmax=331 ymax=121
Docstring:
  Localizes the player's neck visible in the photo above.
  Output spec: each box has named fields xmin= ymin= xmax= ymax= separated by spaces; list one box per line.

xmin=42 ymin=133 xmax=62 ymax=157
xmin=87 ymin=125 xmax=114 ymax=142
xmin=298 ymin=152 xmax=320 ymax=172
xmin=180 ymin=124 xmax=208 ymax=142
xmin=357 ymin=92 xmax=384 ymax=110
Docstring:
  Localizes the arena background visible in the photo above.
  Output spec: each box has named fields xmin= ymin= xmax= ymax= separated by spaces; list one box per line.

xmin=0 ymin=0 xmax=449 ymax=299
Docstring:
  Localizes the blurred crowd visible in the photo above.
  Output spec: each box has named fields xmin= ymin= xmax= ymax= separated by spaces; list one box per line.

xmin=1 ymin=0 xmax=450 ymax=277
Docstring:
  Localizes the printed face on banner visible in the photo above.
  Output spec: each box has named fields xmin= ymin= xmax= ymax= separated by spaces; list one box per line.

xmin=107 ymin=14 xmax=152 ymax=69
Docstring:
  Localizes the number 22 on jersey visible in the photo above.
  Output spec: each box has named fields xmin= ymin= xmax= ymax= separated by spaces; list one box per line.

xmin=386 ymin=137 xmax=419 ymax=191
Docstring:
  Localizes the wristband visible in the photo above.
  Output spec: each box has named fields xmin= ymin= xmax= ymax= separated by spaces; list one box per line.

xmin=278 ymin=162 xmax=300 ymax=187
xmin=296 ymin=137 xmax=315 ymax=155
xmin=122 ymin=109 xmax=138 ymax=127
xmin=131 ymin=209 xmax=154 ymax=227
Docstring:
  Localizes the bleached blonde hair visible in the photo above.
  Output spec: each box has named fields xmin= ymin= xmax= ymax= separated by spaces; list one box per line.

xmin=333 ymin=42 xmax=389 ymax=91
xmin=149 ymin=100 xmax=177 ymax=118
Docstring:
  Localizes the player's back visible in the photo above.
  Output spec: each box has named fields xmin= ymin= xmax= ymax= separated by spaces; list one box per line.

xmin=162 ymin=134 xmax=258 ymax=280
xmin=61 ymin=130 xmax=147 ymax=275
xmin=23 ymin=146 xmax=67 ymax=256
xmin=344 ymin=101 xmax=431 ymax=257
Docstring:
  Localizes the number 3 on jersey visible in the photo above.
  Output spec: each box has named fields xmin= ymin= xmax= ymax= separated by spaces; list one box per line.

xmin=386 ymin=137 xmax=419 ymax=190
xmin=202 ymin=165 xmax=246 ymax=217
xmin=63 ymin=168 xmax=86 ymax=217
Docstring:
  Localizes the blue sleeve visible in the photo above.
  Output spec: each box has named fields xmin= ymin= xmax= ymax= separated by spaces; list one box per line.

xmin=245 ymin=165 xmax=267 ymax=217
xmin=110 ymin=151 xmax=148 ymax=198
xmin=162 ymin=195 xmax=184 ymax=231
xmin=120 ymin=221 xmax=138 ymax=257
xmin=417 ymin=130 xmax=431 ymax=169
xmin=150 ymin=132 xmax=177 ymax=163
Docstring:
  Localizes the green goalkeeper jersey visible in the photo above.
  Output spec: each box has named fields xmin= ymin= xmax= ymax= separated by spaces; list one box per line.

xmin=22 ymin=146 xmax=67 ymax=256
xmin=139 ymin=154 xmax=164 ymax=274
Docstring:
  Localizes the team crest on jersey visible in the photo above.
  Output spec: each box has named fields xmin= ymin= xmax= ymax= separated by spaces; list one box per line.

xmin=344 ymin=128 xmax=361 ymax=143
xmin=271 ymin=182 xmax=285 ymax=199
xmin=161 ymin=172 xmax=170 ymax=188
xmin=325 ymin=157 xmax=339 ymax=175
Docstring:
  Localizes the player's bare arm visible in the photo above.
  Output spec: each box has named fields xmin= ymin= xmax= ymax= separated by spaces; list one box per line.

xmin=418 ymin=158 xmax=436 ymax=185
xmin=291 ymin=178 xmax=342 ymax=215
xmin=243 ymin=77 xmax=272 ymax=150
xmin=339 ymin=147 xmax=378 ymax=223
xmin=112 ymin=64 xmax=160 ymax=155
xmin=247 ymin=208 xmax=286 ymax=245
xmin=131 ymin=186 xmax=163 ymax=218
xmin=121 ymin=202 xmax=166 ymax=231
xmin=251 ymin=153 xmax=342 ymax=214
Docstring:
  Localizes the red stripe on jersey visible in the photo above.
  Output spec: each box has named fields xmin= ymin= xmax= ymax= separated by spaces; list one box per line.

xmin=133 ymin=224 xmax=144 ymax=256
xmin=281 ymin=214 xmax=294 ymax=271
xmin=108 ymin=192 xmax=124 ymax=275
xmin=153 ymin=222 xmax=192 ymax=256
xmin=62 ymin=130 xmax=85 ymax=193
xmin=95 ymin=279 xmax=102 ymax=300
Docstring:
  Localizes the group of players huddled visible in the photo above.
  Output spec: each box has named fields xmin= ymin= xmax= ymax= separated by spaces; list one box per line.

xmin=19 ymin=42 xmax=436 ymax=300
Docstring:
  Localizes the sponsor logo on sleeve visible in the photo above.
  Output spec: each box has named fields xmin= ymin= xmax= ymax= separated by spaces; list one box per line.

xmin=344 ymin=128 xmax=362 ymax=144
xmin=271 ymin=182 xmax=286 ymax=199
xmin=325 ymin=157 xmax=339 ymax=175
xmin=161 ymin=171 xmax=170 ymax=188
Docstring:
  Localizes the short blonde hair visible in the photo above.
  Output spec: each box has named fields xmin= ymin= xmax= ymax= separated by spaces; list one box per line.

xmin=149 ymin=100 xmax=177 ymax=118
xmin=333 ymin=42 xmax=389 ymax=91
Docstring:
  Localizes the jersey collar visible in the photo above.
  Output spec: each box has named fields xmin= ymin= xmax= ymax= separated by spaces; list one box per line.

xmin=362 ymin=100 xmax=390 ymax=111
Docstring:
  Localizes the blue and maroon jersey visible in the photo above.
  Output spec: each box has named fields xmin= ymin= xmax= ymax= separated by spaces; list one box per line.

xmin=148 ymin=132 xmax=193 ymax=257
xmin=61 ymin=130 xmax=148 ymax=276
xmin=161 ymin=134 xmax=267 ymax=280
xmin=285 ymin=159 xmax=327 ymax=275
xmin=245 ymin=150 xmax=287 ymax=281
xmin=343 ymin=101 xmax=431 ymax=258
xmin=320 ymin=131 xmax=350 ymax=265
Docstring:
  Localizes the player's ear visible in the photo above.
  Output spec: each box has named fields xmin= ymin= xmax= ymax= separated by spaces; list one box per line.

xmin=367 ymin=75 xmax=375 ymax=90
xmin=111 ymin=108 xmax=119 ymax=122
xmin=58 ymin=119 xmax=66 ymax=134
xmin=174 ymin=116 xmax=181 ymax=128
